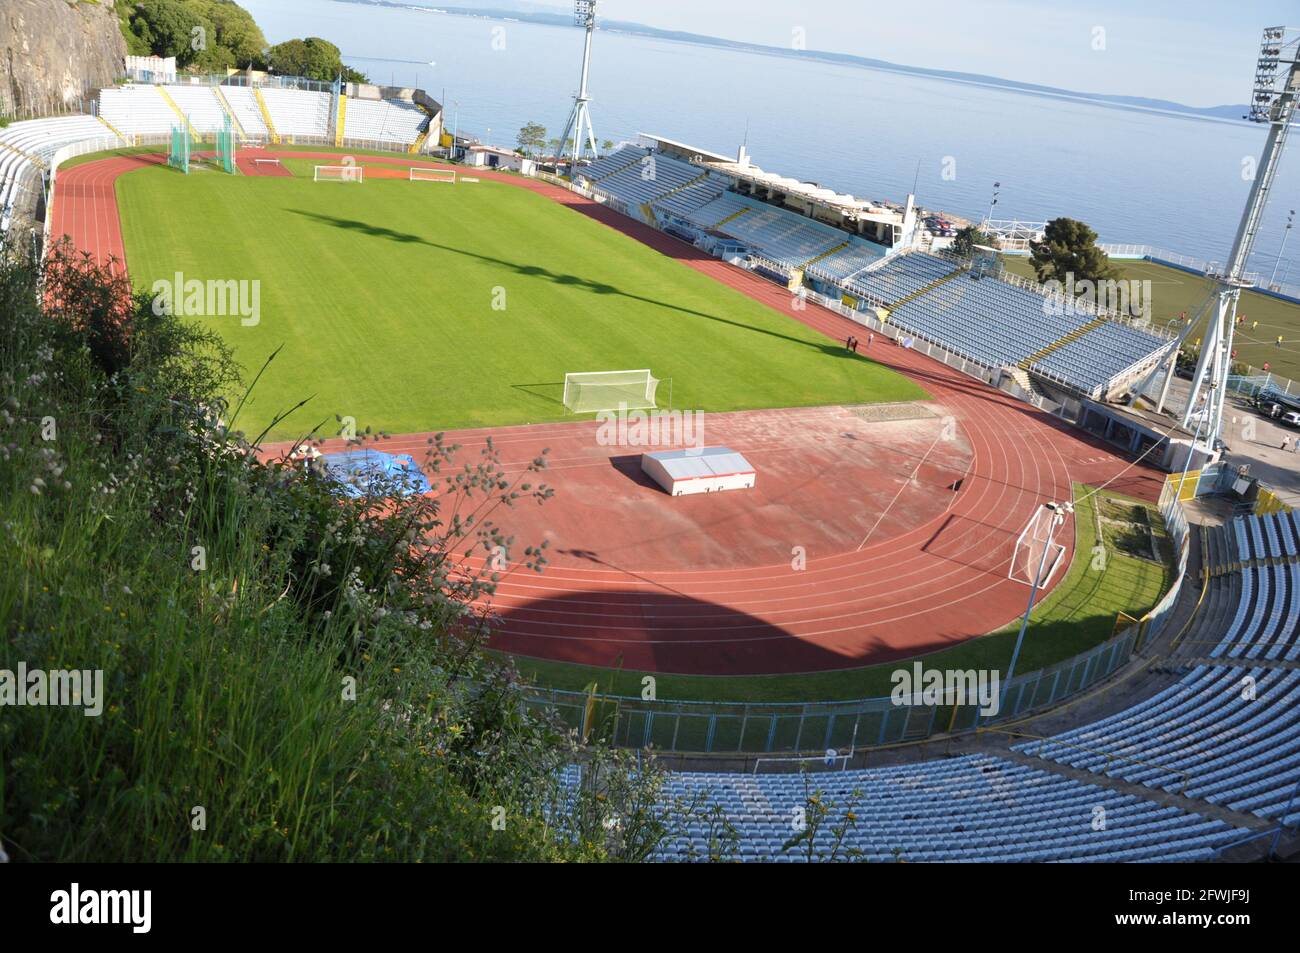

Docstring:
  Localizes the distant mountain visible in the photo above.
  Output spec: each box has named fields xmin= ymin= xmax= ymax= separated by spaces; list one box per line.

xmin=343 ymin=0 xmax=1250 ymax=122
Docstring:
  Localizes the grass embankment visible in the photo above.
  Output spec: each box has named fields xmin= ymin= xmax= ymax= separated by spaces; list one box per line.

xmin=512 ymin=483 xmax=1175 ymax=704
xmin=0 ymin=246 xmax=673 ymax=861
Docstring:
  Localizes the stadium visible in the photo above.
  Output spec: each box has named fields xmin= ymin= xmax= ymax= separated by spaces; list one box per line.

xmin=3 ymin=1 xmax=1300 ymax=874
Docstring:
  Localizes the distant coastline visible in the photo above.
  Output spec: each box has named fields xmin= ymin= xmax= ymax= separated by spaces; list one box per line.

xmin=335 ymin=0 xmax=1251 ymax=125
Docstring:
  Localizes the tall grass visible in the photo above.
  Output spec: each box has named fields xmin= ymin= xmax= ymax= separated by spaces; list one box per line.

xmin=0 ymin=244 xmax=677 ymax=862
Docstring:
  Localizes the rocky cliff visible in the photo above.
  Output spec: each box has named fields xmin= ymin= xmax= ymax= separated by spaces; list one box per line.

xmin=0 ymin=0 xmax=126 ymax=118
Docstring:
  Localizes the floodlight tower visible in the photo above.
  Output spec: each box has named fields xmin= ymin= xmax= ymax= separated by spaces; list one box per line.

xmin=1181 ymin=26 xmax=1300 ymax=447
xmin=558 ymin=0 xmax=600 ymax=167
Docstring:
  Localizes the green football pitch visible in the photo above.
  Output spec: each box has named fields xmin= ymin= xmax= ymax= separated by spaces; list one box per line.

xmin=116 ymin=163 xmax=925 ymax=439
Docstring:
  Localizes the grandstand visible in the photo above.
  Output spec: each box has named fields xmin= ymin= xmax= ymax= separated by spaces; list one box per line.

xmin=1017 ymin=664 xmax=1300 ymax=822
xmin=257 ymin=87 xmax=332 ymax=139
xmin=217 ymin=86 xmax=270 ymax=139
xmin=580 ymin=146 xmax=876 ymax=270
xmin=1015 ymin=506 xmax=1300 ymax=824
xmin=1032 ymin=320 xmax=1174 ymax=397
xmin=621 ymin=504 xmax=1297 ymax=862
xmin=163 ymin=84 xmax=229 ymax=134
xmin=1201 ymin=512 xmax=1299 ymax=662
xmin=646 ymin=755 xmax=1247 ymax=862
xmin=846 ymin=251 xmax=960 ymax=305
xmin=804 ymin=238 xmax=886 ymax=281
xmin=99 ymin=84 xmax=184 ymax=137
xmin=0 ymin=78 xmax=447 ymax=249
xmin=343 ymin=97 xmax=428 ymax=146
xmin=97 ymin=82 xmax=434 ymax=151
xmin=578 ymin=140 xmax=1172 ymax=400
xmin=0 ymin=114 xmax=126 ymax=239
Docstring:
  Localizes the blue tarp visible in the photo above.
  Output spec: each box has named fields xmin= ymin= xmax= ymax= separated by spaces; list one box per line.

xmin=318 ymin=449 xmax=432 ymax=498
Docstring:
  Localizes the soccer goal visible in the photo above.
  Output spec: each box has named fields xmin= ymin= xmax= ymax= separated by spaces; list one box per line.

xmin=314 ymin=165 xmax=364 ymax=183
xmin=410 ymin=167 xmax=456 ymax=183
xmin=1008 ymin=503 xmax=1069 ymax=587
xmin=563 ymin=369 xmax=660 ymax=413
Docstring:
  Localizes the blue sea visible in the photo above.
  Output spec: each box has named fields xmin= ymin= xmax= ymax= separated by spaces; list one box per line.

xmin=243 ymin=0 xmax=1298 ymax=278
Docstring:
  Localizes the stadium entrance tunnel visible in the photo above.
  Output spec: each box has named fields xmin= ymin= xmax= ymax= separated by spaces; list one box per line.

xmin=489 ymin=589 xmax=863 ymax=676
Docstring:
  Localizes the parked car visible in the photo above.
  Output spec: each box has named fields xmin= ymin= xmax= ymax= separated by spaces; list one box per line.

xmin=1281 ymin=411 xmax=1300 ymax=429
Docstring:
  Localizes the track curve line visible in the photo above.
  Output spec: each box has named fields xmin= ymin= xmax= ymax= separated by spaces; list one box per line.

xmin=50 ymin=149 xmax=1165 ymax=675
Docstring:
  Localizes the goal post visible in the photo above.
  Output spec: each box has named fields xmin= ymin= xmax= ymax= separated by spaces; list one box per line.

xmin=410 ymin=167 xmax=456 ymax=183
xmin=1008 ymin=504 xmax=1069 ymax=587
xmin=314 ymin=165 xmax=364 ymax=182
xmin=563 ymin=369 xmax=660 ymax=413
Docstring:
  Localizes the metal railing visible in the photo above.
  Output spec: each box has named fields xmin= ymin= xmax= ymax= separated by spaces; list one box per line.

xmin=522 ymin=623 xmax=1148 ymax=755
xmin=121 ymin=73 xmax=339 ymax=95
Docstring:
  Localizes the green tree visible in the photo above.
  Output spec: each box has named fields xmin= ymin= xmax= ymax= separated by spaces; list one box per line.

xmin=189 ymin=0 xmax=268 ymax=70
xmin=265 ymin=36 xmax=366 ymax=83
xmin=126 ymin=0 xmax=207 ymax=67
xmin=953 ymin=225 xmax=992 ymax=258
xmin=516 ymin=122 xmax=546 ymax=156
xmin=1029 ymin=217 xmax=1117 ymax=285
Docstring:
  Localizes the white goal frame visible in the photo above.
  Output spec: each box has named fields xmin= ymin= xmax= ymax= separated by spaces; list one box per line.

xmin=410 ymin=167 xmax=456 ymax=183
xmin=563 ymin=369 xmax=660 ymax=413
xmin=314 ymin=165 xmax=364 ymax=183
xmin=1008 ymin=504 xmax=1068 ymax=587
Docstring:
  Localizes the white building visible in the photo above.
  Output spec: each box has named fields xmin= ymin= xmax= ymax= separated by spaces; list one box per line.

xmin=125 ymin=55 xmax=177 ymax=83
xmin=462 ymin=144 xmax=535 ymax=175
xmin=640 ymin=447 xmax=756 ymax=497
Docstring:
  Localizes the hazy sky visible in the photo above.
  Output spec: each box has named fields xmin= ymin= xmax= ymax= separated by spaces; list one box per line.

xmin=538 ymin=0 xmax=1294 ymax=107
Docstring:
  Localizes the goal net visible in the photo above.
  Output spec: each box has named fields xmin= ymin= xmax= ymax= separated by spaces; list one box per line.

xmin=563 ymin=369 xmax=660 ymax=413
xmin=314 ymin=165 xmax=364 ymax=182
xmin=1008 ymin=504 xmax=1068 ymax=587
xmin=410 ymin=167 xmax=456 ymax=183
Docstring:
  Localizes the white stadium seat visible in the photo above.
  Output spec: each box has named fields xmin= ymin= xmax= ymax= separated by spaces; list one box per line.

xmin=343 ymin=98 xmax=427 ymax=146
xmin=258 ymin=87 xmax=331 ymax=138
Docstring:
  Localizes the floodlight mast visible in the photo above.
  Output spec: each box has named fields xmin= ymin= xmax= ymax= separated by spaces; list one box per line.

xmin=558 ymin=1 xmax=600 ymax=168
xmin=1182 ymin=26 xmax=1300 ymax=449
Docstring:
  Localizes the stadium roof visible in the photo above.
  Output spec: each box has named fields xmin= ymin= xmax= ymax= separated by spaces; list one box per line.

xmin=634 ymin=132 xmax=732 ymax=163
xmin=705 ymin=160 xmax=902 ymax=223
xmin=636 ymin=132 xmax=904 ymax=227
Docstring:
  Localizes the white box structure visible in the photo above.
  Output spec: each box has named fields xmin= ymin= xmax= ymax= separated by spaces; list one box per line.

xmin=640 ymin=447 xmax=755 ymax=497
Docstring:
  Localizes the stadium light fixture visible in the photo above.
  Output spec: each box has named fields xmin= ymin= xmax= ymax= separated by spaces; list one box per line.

xmin=557 ymin=0 xmax=601 ymax=167
xmin=1181 ymin=25 xmax=1300 ymax=450
xmin=984 ymin=182 xmax=1001 ymax=226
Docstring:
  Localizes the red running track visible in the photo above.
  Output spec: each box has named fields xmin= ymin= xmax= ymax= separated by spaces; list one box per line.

xmin=50 ymin=149 xmax=1166 ymax=675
